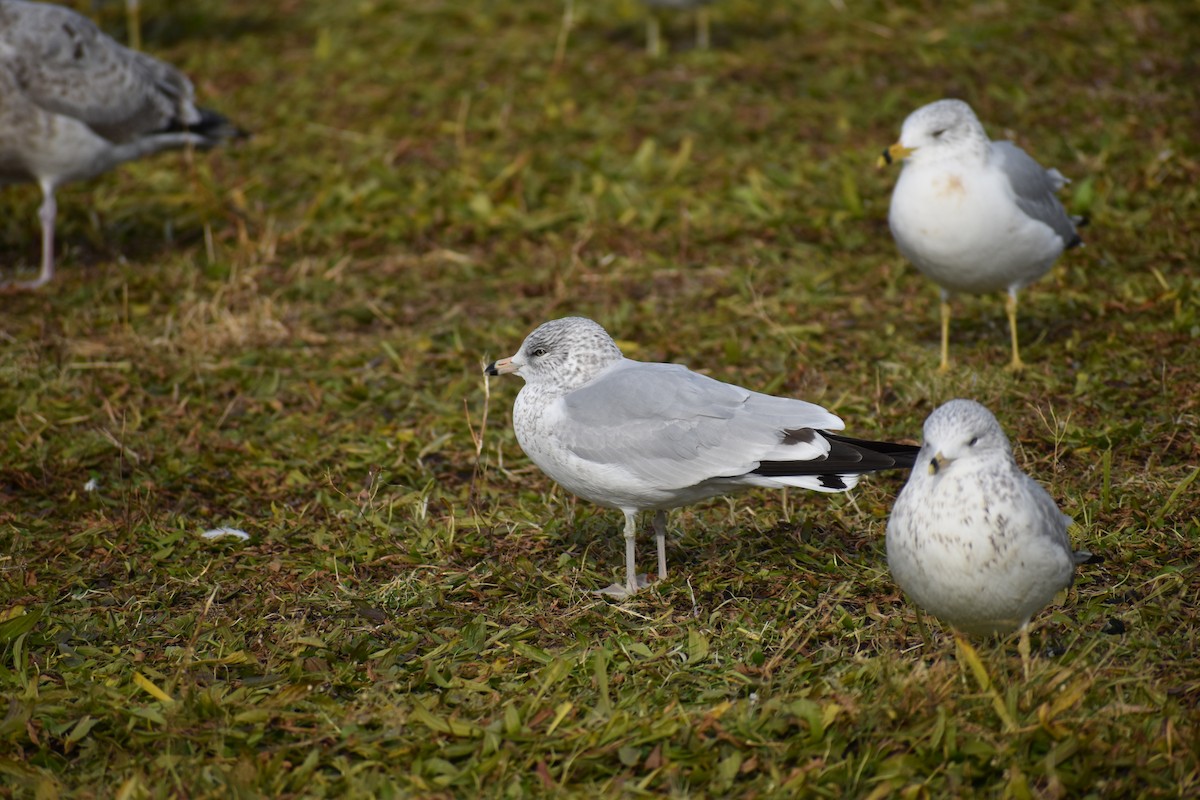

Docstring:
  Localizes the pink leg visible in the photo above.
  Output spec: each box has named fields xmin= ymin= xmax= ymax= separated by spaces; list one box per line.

xmin=33 ymin=187 xmax=57 ymax=288
xmin=5 ymin=185 xmax=58 ymax=291
xmin=654 ymin=510 xmax=668 ymax=580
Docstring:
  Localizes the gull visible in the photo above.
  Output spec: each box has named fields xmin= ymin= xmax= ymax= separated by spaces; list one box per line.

xmin=0 ymin=0 xmax=243 ymax=290
xmin=886 ymin=399 xmax=1093 ymax=674
xmin=879 ymin=99 xmax=1082 ymax=371
xmin=485 ymin=316 xmax=920 ymax=598
xmin=642 ymin=0 xmax=713 ymax=57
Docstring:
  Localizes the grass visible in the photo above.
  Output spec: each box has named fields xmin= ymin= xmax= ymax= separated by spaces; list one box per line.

xmin=2 ymin=0 xmax=1198 ymax=796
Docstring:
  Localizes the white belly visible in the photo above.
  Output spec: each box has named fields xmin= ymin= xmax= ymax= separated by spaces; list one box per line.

xmin=889 ymin=165 xmax=1065 ymax=295
xmin=886 ymin=474 xmax=1074 ymax=635
xmin=513 ymin=390 xmax=686 ymax=512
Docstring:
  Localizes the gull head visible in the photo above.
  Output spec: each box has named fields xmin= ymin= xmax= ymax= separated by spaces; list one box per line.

xmin=485 ymin=316 xmax=624 ymax=392
xmin=879 ymin=98 xmax=988 ymax=168
xmin=921 ymin=399 xmax=1012 ymax=476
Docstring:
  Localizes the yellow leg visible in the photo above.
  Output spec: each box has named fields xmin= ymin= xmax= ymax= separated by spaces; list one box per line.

xmin=127 ymin=0 xmax=142 ymax=50
xmin=696 ymin=8 xmax=711 ymax=50
xmin=938 ymin=299 xmax=952 ymax=373
xmin=553 ymin=0 xmax=573 ymax=69
xmin=646 ymin=15 xmax=662 ymax=57
xmin=1018 ymin=626 xmax=1031 ymax=681
xmin=1005 ymin=291 xmax=1025 ymax=371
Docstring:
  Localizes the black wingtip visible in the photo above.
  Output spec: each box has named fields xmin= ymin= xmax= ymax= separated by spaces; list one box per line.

xmin=817 ymin=474 xmax=850 ymax=490
xmin=1066 ymin=214 xmax=1089 ymax=251
xmin=196 ymin=108 xmax=250 ymax=142
xmin=751 ymin=434 xmax=921 ymax=480
xmin=164 ymin=108 xmax=249 ymax=144
xmin=824 ymin=433 xmax=922 ymax=470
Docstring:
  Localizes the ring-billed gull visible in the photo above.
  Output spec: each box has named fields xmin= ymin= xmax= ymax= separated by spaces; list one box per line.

xmin=486 ymin=316 xmax=920 ymax=598
xmin=879 ymin=99 xmax=1082 ymax=371
xmin=0 ymin=0 xmax=243 ymax=290
xmin=886 ymin=399 xmax=1093 ymax=672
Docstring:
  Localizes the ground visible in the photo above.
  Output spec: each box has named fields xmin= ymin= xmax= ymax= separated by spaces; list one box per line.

xmin=1 ymin=0 xmax=1198 ymax=796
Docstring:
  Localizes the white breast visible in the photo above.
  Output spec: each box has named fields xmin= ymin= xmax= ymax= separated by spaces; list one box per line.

xmin=889 ymin=162 xmax=1066 ymax=295
xmin=886 ymin=465 xmax=1074 ymax=634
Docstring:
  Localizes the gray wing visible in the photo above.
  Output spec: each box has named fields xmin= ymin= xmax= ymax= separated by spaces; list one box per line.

xmin=1013 ymin=467 xmax=1076 ymax=565
xmin=991 ymin=140 xmax=1080 ymax=248
xmin=0 ymin=0 xmax=200 ymax=142
xmin=558 ymin=360 xmax=844 ymax=490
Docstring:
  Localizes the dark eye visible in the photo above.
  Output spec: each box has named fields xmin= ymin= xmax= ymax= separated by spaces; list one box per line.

xmin=932 ymin=129 xmax=946 ymax=138
xmin=968 ymin=436 xmax=979 ymax=446
xmin=531 ymin=347 xmax=547 ymax=357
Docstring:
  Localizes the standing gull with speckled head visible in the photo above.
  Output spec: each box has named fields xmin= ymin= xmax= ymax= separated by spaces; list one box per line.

xmin=886 ymin=399 xmax=1092 ymax=672
xmin=486 ymin=316 xmax=920 ymax=598
xmin=879 ymin=99 xmax=1082 ymax=371
xmin=0 ymin=0 xmax=243 ymax=290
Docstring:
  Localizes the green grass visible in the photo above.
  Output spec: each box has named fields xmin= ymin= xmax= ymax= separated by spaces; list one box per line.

xmin=2 ymin=0 xmax=1198 ymax=796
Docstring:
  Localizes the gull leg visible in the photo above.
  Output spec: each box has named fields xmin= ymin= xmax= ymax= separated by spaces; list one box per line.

xmin=6 ymin=185 xmax=58 ymax=291
xmin=624 ymin=510 xmax=639 ymax=595
xmin=1005 ymin=289 xmax=1025 ymax=371
xmin=127 ymin=0 xmax=142 ymax=50
xmin=938 ymin=294 xmax=952 ymax=373
xmin=1018 ymin=625 xmax=1031 ymax=680
xmin=37 ymin=186 xmax=56 ymax=288
xmin=696 ymin=8 xmax=710 ymax=50
xmin=646 ymin=14 xmax=662 ymax=57
xmin=37 ymin=185 xmax=56 ymax=289
xmin=552 ymin=0 xmax=574 ymax=69
xmin=654 ymin=510 xmax=668 ymax=580
xmin=595 ymin=510 xmax=649 ymax=598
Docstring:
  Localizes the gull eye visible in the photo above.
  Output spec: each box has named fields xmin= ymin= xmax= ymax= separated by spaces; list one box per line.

xmin=531 ymin=347 xmax=548 ymax=357
xmin=968 ymin=436 xmax=979 ymax=447
xmin=932 ymin=129 xmax=946 ymax=138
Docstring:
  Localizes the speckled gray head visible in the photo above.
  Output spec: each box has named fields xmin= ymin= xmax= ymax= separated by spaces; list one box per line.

xmin=885 ymin=99 xmax=988 ymax=166
xmin=484 ymin=317 xmax=624 ymax=393
xmin=920 ymin=398 xmax=1013 ymax=475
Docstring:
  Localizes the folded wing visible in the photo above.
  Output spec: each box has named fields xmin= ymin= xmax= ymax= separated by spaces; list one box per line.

xmin=558 ymin=360 xmax=853 ymax=491
xmin=0 ymin=1 xmax=235 ymax=144
xmin=992 ymin=140 xmax=1080 ymax=248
